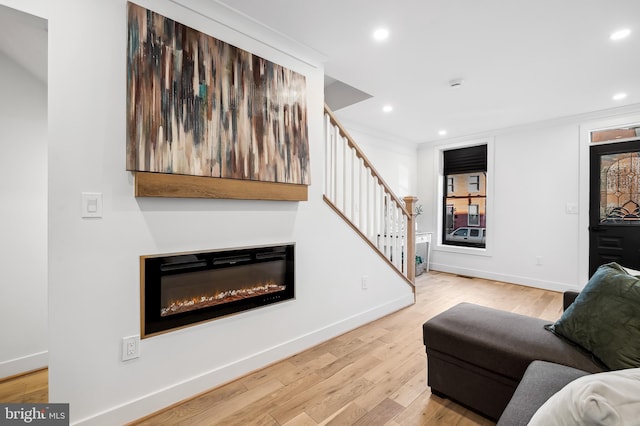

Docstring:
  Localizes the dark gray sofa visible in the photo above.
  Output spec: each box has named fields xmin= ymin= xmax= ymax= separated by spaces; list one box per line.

xmin=497 ymin=360 xmax=590 ymax=425
xmin=422 ymin=292 xmax=606 ymax=421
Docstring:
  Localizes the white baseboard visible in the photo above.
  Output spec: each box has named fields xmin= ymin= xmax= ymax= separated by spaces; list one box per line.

xmin=0 ymin=351 xmax=48 ymax=379
xmin=430 ymin=262 xmax=582 ymax=293
xmin=73 ymin=294 xmax=414 ymax=426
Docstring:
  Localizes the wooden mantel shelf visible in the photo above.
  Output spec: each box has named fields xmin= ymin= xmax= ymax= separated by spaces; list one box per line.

xmin=134 ymin=172 xmax=308 ymax=201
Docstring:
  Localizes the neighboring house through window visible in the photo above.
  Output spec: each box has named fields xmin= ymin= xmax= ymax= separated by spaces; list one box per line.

xmin=445 ymin=204 xmax=454 ymax=232
xmin=442 ymin=144 xmax=487 ymax=248
xmin=468 ymin=204 xmax=480 ymax=226
xmin=468 ymin=175 xmax=480 ymax=192
xmin=447 ymin=177 xmax=454 ymax=194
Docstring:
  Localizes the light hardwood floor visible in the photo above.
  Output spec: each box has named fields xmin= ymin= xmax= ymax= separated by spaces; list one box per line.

xmin=130 ymin=271 xmax=563 ymax=425
xmin=0 ymin=272 xmax=563 ymax=425
xmin=0 ymin=368 xmax=47 ymax=404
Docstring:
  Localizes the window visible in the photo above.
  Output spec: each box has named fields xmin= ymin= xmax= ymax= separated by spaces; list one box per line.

xmin=445 ymin=205 xmax=454 ymax=232
xmin=591 ymin=126 xmax=640 ymax=143
xmin=468 ymin=204 xmax=480 ymax=226
xmin=468 ymin=175 xmax=480 ymax=192
xmin=442 ymin=144 xmax=487 ymax=248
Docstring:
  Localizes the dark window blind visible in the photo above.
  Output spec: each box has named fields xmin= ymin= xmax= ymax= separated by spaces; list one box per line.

xmin=443 ymin=145 xmax=487 ymax=175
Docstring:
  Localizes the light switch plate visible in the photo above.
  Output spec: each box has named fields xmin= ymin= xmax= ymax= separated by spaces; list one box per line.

xmin=565 ymin=203 xmax=579 ymax=215
xmin=82 ymin=192 xmax=103 ymax=218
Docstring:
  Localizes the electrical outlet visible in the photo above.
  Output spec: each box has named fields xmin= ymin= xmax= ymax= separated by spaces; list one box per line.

xmin=122 ymin=335 xmax=140 ymax=361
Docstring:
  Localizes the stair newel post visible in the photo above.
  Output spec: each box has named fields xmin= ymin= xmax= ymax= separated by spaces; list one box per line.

xmin=403 ymin=196 xmax=418 ymax=284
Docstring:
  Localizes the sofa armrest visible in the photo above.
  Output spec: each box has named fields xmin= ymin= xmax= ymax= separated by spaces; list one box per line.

xmin=497 ymin=361 xmax=590 ymax=426
xmin=563 ymin=291 xmax=579 ymax=311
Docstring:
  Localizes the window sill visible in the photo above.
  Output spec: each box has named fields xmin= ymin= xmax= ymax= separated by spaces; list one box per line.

xmin=433 ymin=243 xmax=492 ymax=257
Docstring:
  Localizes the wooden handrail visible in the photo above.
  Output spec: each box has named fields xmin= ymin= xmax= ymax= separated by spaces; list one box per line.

xmin=324 ymin=104 xmax=410 ymax=217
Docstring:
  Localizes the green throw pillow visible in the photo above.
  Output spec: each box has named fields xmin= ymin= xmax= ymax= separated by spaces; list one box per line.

xmin=549 ymin=262 xmax=640 ymax=370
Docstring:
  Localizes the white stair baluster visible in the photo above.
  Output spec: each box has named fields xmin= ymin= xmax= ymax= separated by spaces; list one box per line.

xmin=322 ymin=107 xmax=416 ymax=285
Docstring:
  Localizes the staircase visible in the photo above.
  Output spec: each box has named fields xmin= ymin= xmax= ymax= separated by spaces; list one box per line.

xmin=323 ymin=105 xmax=417 ymax=288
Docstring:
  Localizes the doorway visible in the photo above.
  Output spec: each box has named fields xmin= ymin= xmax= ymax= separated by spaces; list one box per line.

xmin=589 ymin=138 xmax=640 ymax=276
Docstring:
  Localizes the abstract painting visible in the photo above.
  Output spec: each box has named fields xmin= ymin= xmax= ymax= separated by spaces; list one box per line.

xmin=126 ymin=3 xmax=310 ymax=185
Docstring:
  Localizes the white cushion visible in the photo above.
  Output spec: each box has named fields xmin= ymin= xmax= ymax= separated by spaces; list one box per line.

xmin=623 ymin=266 xmax=640 ymax=276
xmin=528 ymin=368 xmax=640 ymax=426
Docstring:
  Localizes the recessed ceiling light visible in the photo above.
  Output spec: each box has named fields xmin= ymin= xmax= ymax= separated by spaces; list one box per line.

xmin=382 ymin=105 xmax=393 ymax=113
xmin=373 ymin=28 xmax=389 ymax=41
xmin=610 ymin=29 xmax=631 ymax=40
xmin=613 ymin=93 xmax=628 ymax=101
xmin=438 ymin=130 xmax=447 ymax=136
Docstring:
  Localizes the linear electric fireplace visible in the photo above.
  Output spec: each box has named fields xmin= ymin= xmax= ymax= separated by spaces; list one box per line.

xmin=141 ymin=244 xmax=295 ymax=338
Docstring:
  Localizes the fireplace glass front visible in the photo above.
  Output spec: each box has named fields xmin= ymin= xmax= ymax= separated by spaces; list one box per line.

xmin=141 ymin=244 xmax=294 ymax=337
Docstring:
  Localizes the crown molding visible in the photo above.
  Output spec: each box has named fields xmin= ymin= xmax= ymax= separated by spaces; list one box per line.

xmin=170 ymin=0 xmax=327 ymax=69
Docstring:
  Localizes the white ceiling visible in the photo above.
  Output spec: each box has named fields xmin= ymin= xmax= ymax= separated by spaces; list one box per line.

xmin=0 ymin=4 xmax=47 ymax=84
xmin=1 ymin=2 xmax=638 ymax=144
xmin=216 ymin=0 xmax=640 ymax=143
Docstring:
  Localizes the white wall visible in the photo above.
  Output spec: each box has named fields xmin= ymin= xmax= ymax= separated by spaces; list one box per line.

xmin=418 ymin=107 xmax=640 ymax=292
xmin=0 ymin=51 xmax=48 ymax=377
xmin=33 ymin=0 xmax=414 ymax=424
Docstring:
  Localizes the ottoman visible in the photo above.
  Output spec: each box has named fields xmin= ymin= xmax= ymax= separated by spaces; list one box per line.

xmin=422 ymin=303 xmax=604 ymax=420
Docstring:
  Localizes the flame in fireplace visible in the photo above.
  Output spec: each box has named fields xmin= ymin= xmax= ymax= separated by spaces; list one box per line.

xmin=161 ymin=281 xmax=286 ymax=317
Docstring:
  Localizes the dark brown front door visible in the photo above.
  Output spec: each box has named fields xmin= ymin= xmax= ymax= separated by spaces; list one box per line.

xmin=589 ymin=139 xmax=640 ymax=276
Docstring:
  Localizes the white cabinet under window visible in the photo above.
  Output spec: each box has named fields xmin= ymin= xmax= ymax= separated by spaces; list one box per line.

xmin=416 ymin=232 xmax=432 ymax=273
